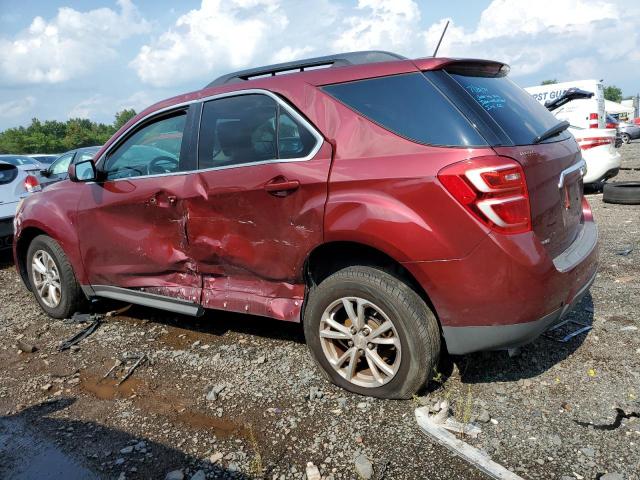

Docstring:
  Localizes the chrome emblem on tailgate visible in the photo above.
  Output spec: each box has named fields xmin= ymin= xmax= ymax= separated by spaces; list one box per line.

xmin=558 ymin=159 xmax=587 ymax=189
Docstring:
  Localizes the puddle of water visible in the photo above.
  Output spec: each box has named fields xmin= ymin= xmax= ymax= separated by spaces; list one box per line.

xmin=80 ymin=374 xmax=146 ymax=400
xmin=175 ymin=409 xmax=244 ymax=437
xmin=0 ymin=416 xmax=100 ymax=480
xmin=134 ymin=395 xmax=245 ymax=439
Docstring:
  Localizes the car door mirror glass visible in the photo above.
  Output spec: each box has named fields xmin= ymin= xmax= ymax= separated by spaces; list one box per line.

xmin=70 ymin=159 xmax=97 ymax=182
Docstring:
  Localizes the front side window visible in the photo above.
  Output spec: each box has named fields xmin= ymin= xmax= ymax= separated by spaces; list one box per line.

xmin=198 ymin=94 xmax=318 ymax=169
xmin=50 ymin=153 xmax=74 ymax=175
xmin=103 ymin=112 xmax=187 ymax=180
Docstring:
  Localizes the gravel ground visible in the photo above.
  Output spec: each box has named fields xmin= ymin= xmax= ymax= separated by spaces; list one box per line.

xmin=1 ymin=143 xmax=638 ymax=480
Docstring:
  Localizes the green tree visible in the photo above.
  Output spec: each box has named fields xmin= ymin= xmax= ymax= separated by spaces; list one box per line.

xmin=113 ymin=109 xmax=137 ymax=131
xmin=0 ymin=109 xmax=143 ymax=154
xmin=541 ymin=79 xmax=558 ymax=85
xmin=603 ymin=85 xmax=623 ymax=103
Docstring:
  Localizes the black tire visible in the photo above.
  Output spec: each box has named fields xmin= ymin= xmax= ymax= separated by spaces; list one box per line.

xmin=621 ymin=133 xmax=631 ymax=144
xmin=603 ymin=182 xmax=640 ymax=205
xmin=303 ymin=266 xmax=440 ymax=399
xmin=26 ymin=235 xmax=86 ymax=319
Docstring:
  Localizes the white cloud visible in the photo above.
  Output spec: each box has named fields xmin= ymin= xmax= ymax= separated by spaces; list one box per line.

xmin=332 ymin=0 xmax=421 ymax=52
xmin=131 ymin=0 xmax=288 ymax=87
xmin=270 ymin=46 xmax=315 ymax=64
xmin=68 ymin=95 xmax=106 ymax=119
xmin=566 ymin=57 xmax=598 ymax=79
xmin=0 ymin=96 xmax=36 ymax=118
xmin=0 ymin=0 xmax=149 ymax=85
xmin=423 ymin=0 xmax=629 ymax=80
xmin=131 ymin=0 xmax=638 ymax=90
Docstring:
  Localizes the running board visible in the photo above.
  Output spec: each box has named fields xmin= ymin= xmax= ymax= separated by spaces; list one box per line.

xmin=88 ymin=285 xmax=204 ymax=317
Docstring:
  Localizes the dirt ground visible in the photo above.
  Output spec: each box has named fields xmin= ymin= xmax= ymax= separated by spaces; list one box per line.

xmin=0 ymin=143 xmax=638 ymax=480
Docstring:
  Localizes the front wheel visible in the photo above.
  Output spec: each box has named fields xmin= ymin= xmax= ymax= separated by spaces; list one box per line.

xmin=303 ymin=266 xmax=440 ymax=399
xmin=621 ymin=133 xmax=631 ymax=144
xmin=27 ymin=235 xmax=86 ymax=319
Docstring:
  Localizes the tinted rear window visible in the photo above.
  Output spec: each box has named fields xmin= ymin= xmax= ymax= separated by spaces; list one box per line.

xmin=448 ymin=73 xmax=569 ymax=145
xmin=323 ymin=73 xmax=487 ymax=147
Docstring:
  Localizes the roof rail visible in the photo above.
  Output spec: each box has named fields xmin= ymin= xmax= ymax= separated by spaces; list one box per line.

xmin=206 ymin=50 xmax=406 ymax=88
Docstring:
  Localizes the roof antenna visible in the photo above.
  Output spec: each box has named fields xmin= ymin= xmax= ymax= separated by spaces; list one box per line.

xmin=432 ymin=20 xmax=450 ymax=57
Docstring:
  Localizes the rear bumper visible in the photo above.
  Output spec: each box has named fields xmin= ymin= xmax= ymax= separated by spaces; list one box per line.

xmin=583 ymin=148 xmax=621 ymax=184
xmin=404 ymin=210 xmax=598 ymax=355
xmin=441 ymin=269 xmax=595 ymax=354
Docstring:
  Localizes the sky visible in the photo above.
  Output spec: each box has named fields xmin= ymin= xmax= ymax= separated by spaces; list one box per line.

xmin=0 ymin=0 xmax=638 ymax=130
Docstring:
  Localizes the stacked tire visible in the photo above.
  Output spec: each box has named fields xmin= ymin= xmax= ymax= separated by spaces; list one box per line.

xmin=603 ymin=182 xmax=640 ymax=205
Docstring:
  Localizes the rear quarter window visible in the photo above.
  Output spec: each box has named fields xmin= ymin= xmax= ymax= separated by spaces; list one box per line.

xmin=322 ymin=73 xmax=487 ymax=147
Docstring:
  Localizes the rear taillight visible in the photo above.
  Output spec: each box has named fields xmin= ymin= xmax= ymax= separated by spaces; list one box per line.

xmin=576 ymin=137 xmax=614 ymax=150
xmin=589 ymin=112 xmax=599 ymax=129
xmin=438 ymin=156 xmax=531 ymax=234
xmin=24 ymin=175 xmax=41 ymax=193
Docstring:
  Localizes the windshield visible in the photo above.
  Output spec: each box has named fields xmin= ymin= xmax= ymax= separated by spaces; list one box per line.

xmin=30 ymin=155 xmax=58 ymax=164
xmin=448 ymin=73 xmax=571 ymax=145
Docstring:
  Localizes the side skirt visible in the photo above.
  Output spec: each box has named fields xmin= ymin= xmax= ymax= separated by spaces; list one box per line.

xmin=85 ymin=285 xmax=204 ymax=317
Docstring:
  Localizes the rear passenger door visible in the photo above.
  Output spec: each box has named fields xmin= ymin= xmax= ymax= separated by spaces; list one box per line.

xmin=188 ymin=92 xmax=332 ymax=319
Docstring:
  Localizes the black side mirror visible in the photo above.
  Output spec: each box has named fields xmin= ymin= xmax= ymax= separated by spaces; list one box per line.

xmin=40 ymin=169 xmax=50 ymax=177
xmin=69 ymin=160 xmax=97 ymax=182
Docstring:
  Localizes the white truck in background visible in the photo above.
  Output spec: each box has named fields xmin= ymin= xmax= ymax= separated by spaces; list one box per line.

xmin=525 ymin=80 xmax=605 ymax=129
xmin=526 ymin=80 xmax=620 ymax=186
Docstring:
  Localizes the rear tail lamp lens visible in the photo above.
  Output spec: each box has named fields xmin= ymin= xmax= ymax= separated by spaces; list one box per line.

xmin=576 ymin=137 xmax=614 ymax=150
xmin=24 ymin=174 xmax=41 ymax=193
xmin=438 ymin=156 xmax=531 ymax=234
xmin=589 ymin=112 xmax=599 ymax=128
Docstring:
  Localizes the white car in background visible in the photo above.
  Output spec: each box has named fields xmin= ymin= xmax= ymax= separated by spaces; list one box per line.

xmin=570 ymin=127 xmax=621 ymax=185
xmin=0 ymin=156 xmax=42 ymax=249
xmin=534 ymin=87 xmax=621 ymax=186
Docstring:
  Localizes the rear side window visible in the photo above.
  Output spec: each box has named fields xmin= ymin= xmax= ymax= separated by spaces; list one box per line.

xmin=198 ymin=94 xmax=318 ymax=169
xmin=278 ymin=111 xmax=317 ymax=159
xmin=199 ymin=94 xmax=277 ymax=169
xmin=322 ymin=73 xmax=487 ymax=147
xmin=448 ymin=73 xmax=570 ymax=145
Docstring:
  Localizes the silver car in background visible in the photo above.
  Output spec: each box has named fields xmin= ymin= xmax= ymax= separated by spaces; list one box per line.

xmin=0 ymin=155 xmax=43 ymax=249
xmin=618 ymin=122 xmax=640 ymax=144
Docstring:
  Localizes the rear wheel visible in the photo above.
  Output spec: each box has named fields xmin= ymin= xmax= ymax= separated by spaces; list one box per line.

xmin=27 ymin=235 xmax=85 ymax=319
xmin=303 ymin=266 xmax=440 ymax=399
xmin=621 ymin=132 xmax=631 ymax=144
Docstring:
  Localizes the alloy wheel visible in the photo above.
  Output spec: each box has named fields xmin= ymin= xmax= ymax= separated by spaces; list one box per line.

xmin=319 ymin=297 xmax=401 ymax=388
xmin=31 ymin=250 xmax=62 ymax=308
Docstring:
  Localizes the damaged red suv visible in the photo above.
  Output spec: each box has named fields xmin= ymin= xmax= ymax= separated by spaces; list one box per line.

xmin=14 ymin=51 xmax=598 ymax=398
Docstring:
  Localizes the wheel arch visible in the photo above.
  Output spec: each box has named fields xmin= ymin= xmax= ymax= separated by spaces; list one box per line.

xmin=303 ymin=241 xmax=440 ymax=324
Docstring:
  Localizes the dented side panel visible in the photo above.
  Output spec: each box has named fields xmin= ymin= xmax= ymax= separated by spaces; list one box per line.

xmin=76 ymin=174 xmax=202 ymax=297
xmin=191 ymin=143 xmax=333 ymax=320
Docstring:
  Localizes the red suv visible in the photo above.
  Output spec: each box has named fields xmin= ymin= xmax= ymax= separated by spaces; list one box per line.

xmin=14 ymin=51 xmax=598 ymax=399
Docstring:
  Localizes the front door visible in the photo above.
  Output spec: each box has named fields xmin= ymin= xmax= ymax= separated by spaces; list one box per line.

xmin=187 ymin=92 xmax=332 ymax=320
xmin=76 ymin=106 xmax=202 ymax=303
